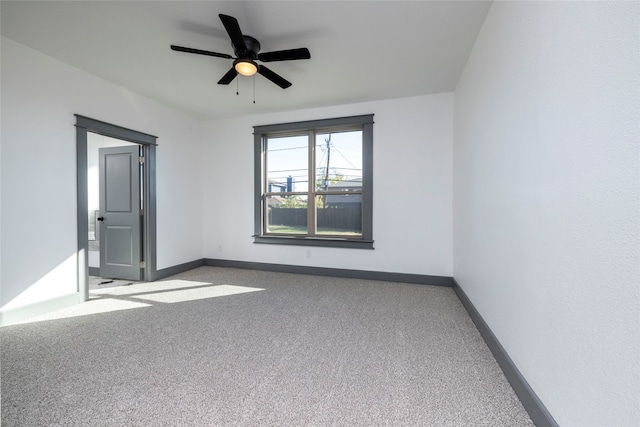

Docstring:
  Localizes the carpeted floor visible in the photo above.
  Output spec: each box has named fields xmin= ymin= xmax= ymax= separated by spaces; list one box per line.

xmin=1 ymin=266 xmax=533 ymax=426
xmin=88 ymin=275 xmax=139 ymax=290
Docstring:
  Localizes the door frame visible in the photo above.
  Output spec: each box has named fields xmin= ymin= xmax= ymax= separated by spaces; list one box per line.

xmin=76 ymin=115 xmax=158 ymax=302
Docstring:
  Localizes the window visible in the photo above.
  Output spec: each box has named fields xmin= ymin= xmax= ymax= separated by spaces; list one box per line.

xmin=254 ymin=115 xmax=374 ymax=249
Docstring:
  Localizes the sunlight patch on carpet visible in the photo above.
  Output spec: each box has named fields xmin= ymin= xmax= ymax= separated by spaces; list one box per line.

xmin=20 ymin=280 xmax=263 ymax=324
xmin=19 ymin=298 xmax=152 ymax=324
xmin=136 ymin=284 xmax=265 ymax=304
xmin=90 ymin=279 xmax=212 ymax=296
xmin=91 ymin=280 xmax=265 ymax=304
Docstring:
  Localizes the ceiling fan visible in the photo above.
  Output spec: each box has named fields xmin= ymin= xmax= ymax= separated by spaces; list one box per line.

xmin=171 ymin=14 xmax=311 ymax=89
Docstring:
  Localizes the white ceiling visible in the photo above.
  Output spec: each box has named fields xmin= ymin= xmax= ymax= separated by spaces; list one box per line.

xmin=1 ymin=1 xmax=492 ymax=120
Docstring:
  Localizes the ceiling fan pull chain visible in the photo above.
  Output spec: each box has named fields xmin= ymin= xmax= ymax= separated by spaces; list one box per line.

xmin=253 ymin=75 xmax=256 ymax=104
xmin=236 ymin=77 xmax=239 ymax=96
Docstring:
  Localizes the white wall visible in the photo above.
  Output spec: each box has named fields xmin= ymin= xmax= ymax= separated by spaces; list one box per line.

xmin=0 ymin=37 xmax=205 ymax=316
xmin=204 ymin=93 xmax=453 ymax=277
xmin=453 ymin=2 xmax=640 ymax=426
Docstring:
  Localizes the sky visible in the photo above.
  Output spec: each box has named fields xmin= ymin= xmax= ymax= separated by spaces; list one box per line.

xmin=266 ymin=130 xmax=363 ymax=193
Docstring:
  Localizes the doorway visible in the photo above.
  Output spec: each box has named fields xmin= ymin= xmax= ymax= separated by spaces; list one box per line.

xmin=88 ymin=135 xmax=142 ymax=282
xmin=76 ymin=115 xmax=157 ymax=301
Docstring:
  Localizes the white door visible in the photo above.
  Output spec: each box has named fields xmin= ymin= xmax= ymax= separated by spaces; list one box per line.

xmin=98 ymin=145 xmax=141 ymax=281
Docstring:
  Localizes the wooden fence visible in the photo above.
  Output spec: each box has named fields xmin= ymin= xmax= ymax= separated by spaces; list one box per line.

xmin=269 ymin=205 xmax=362 ymax=231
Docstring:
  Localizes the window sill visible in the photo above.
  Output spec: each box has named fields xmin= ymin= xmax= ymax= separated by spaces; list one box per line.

xmin=253 ymin=235 xmax=374 ymax=249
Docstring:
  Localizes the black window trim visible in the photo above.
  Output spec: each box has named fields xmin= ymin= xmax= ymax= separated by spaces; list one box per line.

xmin=254 ymin=114 xmax=374 ymax=249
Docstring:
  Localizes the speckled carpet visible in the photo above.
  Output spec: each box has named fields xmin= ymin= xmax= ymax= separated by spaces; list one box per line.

xmin=1 ymin=266 xmax=533 ymax=426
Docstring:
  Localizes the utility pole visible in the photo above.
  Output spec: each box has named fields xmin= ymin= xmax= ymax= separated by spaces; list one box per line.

xmin=323 ymin=134 xmax=331 ymax=208
xmin=323 ymin=134 xmax=332 ymax=191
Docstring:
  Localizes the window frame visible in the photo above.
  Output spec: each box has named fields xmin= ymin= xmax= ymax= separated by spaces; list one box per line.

xmin=254 ymin=115 xmax=374 ymax=249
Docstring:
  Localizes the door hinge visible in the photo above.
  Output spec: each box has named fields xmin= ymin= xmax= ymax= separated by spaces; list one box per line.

xmin=139 ymin=156 xmax=145 ymax=164
xmin=140 ymin=261 xmax=146 ymax=268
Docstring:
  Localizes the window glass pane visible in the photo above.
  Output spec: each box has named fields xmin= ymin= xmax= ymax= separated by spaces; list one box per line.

xmin=266 ymin=195 xmax=308 ymax=234
xmin=315 ymin=130 xmax=362 ymax=194
xmin=316 ymin=193 xmax=362 ymax=236
xmin=266 ymin=135 xmax=308 ymax=193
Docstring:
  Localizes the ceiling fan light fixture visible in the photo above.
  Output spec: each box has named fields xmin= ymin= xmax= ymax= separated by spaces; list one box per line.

xmin=234 ymin=59 xmax=258 ymax=76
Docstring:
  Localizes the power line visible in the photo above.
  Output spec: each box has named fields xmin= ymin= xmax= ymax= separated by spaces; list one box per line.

xmin=268 ymin=168 xmax=308 ymax=173
xmin=268 ymin=146 xmax=307 ymax=152
xmin=333 ymin=148 xmax=360 ymax=170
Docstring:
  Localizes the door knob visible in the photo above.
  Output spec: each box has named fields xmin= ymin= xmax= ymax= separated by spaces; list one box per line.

xmin=97 ymin=216 xmax=105 ymax=222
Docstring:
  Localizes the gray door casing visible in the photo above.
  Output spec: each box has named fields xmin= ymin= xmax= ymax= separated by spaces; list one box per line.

xmin=76 ymin=114 xmax=157 ymax=302
xmin=99 ymin=145 xmax=142 ymax=281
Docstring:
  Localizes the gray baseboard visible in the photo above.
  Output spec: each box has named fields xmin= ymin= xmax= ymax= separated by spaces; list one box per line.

xmin=204 ymin=258 xmax=453 ymax=287
xmin=88 ymin=267 xmax=100 ymax=276
xmin=452 ymin=279 xmax=558 ymax=427
xmin=153 ymin=259 xmax=205 ymax=281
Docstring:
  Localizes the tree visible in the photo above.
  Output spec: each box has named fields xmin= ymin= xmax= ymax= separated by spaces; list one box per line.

xmin=316 ymin=170 xmax=345 ymax=208
xmin=277 ymin=195 xmax=307 ymax=208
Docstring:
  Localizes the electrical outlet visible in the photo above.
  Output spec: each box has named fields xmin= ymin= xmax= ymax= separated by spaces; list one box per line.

xmin=306 ymin=250 xmax=312 ymax=258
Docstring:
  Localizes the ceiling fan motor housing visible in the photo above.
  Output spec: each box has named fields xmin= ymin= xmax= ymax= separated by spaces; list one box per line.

xmin=235 ymin=36 xmax=261 ymax=59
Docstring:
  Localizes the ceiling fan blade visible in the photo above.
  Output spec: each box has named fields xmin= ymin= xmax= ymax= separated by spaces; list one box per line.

xmin=217 ymin=67 xmax=238 ymax=85
xmin=258 ymin=48 xmax=311 ymax=62
xmin=258 ymin=65 xmax=292 ymax=89
xmin=219 ymin=14 xmax=247 ymax=51
xmin=171 ymin=45 xmax=232 ymax=59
